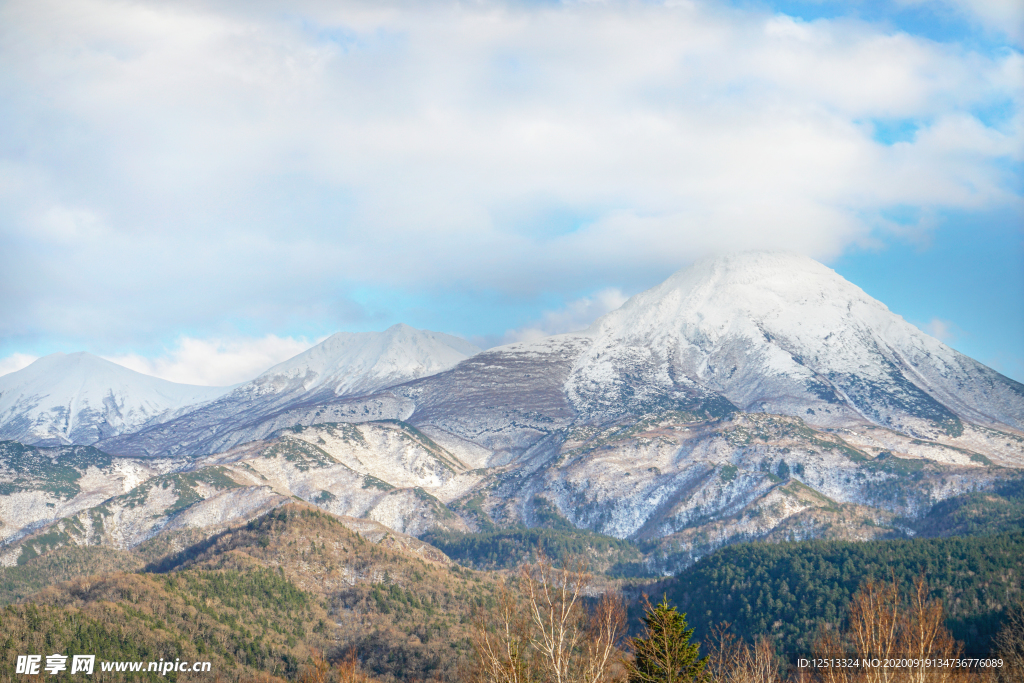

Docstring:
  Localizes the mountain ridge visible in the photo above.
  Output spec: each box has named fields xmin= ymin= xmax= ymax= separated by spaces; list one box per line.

xmin=97 ymin=324 xmax=481 ymax=457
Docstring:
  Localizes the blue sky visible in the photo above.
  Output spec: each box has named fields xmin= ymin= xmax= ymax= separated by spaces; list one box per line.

xmin=0 ymin=0 xmax=1021 ymax=385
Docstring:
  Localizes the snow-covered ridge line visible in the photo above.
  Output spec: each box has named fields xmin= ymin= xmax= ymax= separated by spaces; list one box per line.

xmin=236 ymin=323 xmax=481 ymax=399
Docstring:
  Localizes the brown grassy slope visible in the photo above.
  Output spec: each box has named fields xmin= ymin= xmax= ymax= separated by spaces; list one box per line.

xmin=0 ymin=567 xmax=321 ymax=682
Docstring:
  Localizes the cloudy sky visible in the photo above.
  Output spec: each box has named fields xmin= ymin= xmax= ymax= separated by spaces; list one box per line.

xmin=0 ymin=0 xmax=1021 ymax=385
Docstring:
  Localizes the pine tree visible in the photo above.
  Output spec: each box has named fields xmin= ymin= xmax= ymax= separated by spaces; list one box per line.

xmin=627 ymin=595 xmax=707 ymax=683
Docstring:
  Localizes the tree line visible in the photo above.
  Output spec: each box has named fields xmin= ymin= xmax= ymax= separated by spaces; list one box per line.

xmin=456 ymin=553 xmax=1024 ymax=683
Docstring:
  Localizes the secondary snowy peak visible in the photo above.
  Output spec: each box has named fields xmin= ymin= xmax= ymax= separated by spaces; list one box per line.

xmin=241 ymin=324 xmax=481 ymax=399
xmin=96 ymin=325 xmax=482 ymax=457
xmin=569 ymin=252 xmax=1024 ymax=433
xmin=0 ymin=353 xmax=229 ymax=446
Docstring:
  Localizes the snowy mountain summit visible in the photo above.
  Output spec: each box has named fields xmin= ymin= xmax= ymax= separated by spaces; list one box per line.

xmin=568 ymin=251 xmax=1024 ymax=434
xmin=0 ymin=353 xmax=228 ymax=446
xmin=6 ymin=254 xmax=1021 ymax=458
xmin=241 ymin=323 xmax=481 ymax=400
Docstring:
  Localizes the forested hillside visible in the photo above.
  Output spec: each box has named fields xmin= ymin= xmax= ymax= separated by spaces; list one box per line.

xmin=908 ymin=475 xmax=1024 ymax=537
xmin=661 ymin=531 xmax=1024 ymax=657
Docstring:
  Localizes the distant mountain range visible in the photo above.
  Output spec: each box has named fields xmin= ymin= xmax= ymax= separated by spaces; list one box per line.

xmin=1 ymin=252 xmax=1022 ymax=573
xmin=0 ymin=324 xmax=480 ymax=450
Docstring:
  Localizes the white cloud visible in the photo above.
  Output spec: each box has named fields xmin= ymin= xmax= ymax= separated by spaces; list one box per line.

xmin=923 ymin=317 xmax=962 ymax=343
xmin=105 ymin=335 xmax=316 ymax=386
xmin=0 ymin=0 xmax=1019 ymax=345
xmin=897 ymin=0 xmax=1024 ymax=44
xmin=0 ymin=353 xmax=38 ymax=378
xmin=496 ymin=288 xmax=629 ymax=346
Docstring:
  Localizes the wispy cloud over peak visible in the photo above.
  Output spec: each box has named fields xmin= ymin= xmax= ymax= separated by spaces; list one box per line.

xmin=493 ymin=288 xmax=629 ymax=347
xmin=0 ymin=353 xmax=38 ymax=379
xmin=0 ymin=0 xmax=1019 ymax=371
xmin=104 ymin=335 xmax=317 ymax=386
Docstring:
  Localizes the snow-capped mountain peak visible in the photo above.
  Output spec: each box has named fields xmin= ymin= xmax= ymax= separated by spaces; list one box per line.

xmin=587 ymin=252 xmax=916 ymax=371
xmin=0 ymin=352 xmax=229 ymax=446
xmin=568 ymin=251 xmax=1023 ymax=433
xmin=243 ymin=323 xmax=481 ymax=398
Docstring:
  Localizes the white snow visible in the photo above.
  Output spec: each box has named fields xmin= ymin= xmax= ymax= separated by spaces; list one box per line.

xmin=562 ymin=251 xmax=1021 ymax=430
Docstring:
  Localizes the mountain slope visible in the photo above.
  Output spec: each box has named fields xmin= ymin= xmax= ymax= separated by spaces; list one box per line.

xmin=0 ymin=504 xmax=494 ymax=682
xmin=661 ymin=531 xmax=1024 ymax=655
xmin=0 ymin=353 xmax=228 ymax=447
xmin=103 ymin=253 xmax=1024 ymax=461
xmin=248 ymin=323 xmax=481 ymax=398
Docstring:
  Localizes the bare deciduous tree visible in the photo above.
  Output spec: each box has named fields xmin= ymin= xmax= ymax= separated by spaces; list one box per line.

xmin=582 ymin=591 xmax=628 ymax=683
xmin=471 ymin=577 xmax=534 ymax=683
xmin=523 ymin=555 xmax=590 ymax=683
xmin=846 ymin=579 xmax=902 ymax=683
xmin=811 ymin=576 xmax=970 ymax=683
xmin=705 ymin=624 xmax=780 ymax=683
xmin=335 ymin=648 xmax=376 ymax=683
xmin=898 ymin=577 xmax=966 ymax=683
xmin=298 ymin=649 xmax=332 ymax=683
xmin=810 ymin=625 xmax=852 ymax=683
xmin=991 ymin=601 xmax=1024 ymax=683
xmin=468 ymin=553 xmax=627 ymax=683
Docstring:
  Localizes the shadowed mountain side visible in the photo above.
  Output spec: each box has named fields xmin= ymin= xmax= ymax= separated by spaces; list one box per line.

xmin=396 ymin=335 xmax=592 ymax=464
xmin=568 ymin=252 xmax=1024 ymax=436
xmin=97 ymin=392 xmax=415 ymax=458
xmin=95 ymin=326 xmax=482 ymax=458
xmin=100 ymin=254 xmax=1024 ymax=465
xmin=100 ymin=335 xmax=594 ymax=461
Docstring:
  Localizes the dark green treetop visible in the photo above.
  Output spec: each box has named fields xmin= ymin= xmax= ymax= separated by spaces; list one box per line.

xmin=627 ymin=595 xmax=708 ymax=683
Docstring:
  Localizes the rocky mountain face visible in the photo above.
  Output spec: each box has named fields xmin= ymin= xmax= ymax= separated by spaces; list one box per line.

xmin=0 ymin=419 xmax=477 ymax=563
xmin=0 ymin=353 xmax=228 ymax=447
xmin=2 ymin=252 xmax=1022 ymax=574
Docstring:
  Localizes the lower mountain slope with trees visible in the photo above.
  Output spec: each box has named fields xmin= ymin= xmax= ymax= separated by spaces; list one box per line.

xmin=1 ymin=566 xmax=325 ymax=681
xmin=2 ymin=496 xmax=1023 ymax=681
xmin=0 ymin=503 xmax=502 ymax=682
